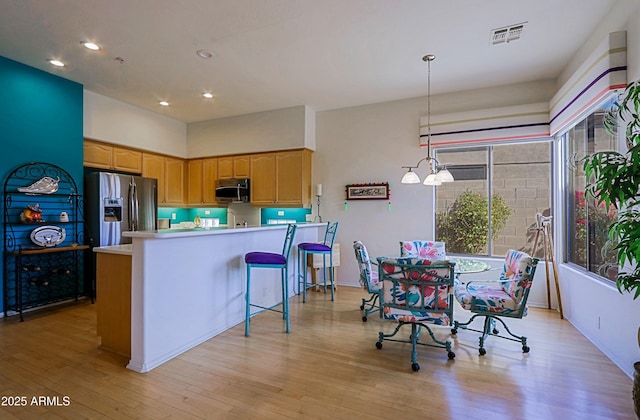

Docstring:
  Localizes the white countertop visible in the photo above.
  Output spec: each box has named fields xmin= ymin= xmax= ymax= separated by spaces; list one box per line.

xmin=93 ymin=244 xmax=133 ymax=255
xmin=122 ymin=222 xmax=326 ymax=239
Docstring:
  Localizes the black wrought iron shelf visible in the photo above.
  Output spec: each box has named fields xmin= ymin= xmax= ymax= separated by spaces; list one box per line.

xmin=3 ymin=162 xmax=92 ymax=321
xmin=11 ymin=245 xmax=90 ymax=255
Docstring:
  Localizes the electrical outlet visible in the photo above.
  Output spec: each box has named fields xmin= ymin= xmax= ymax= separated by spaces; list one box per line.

xmin=171 ymin=213 xmax=177 ymax=220
xmin=278 ymin=211 xmax=284 ymax=216
xmin=205 ymin=210 xmax=210 ymax=215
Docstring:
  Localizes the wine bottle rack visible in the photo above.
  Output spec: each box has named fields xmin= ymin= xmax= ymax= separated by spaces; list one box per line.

xmin=3 ymin=162 xmax=91 ymax=321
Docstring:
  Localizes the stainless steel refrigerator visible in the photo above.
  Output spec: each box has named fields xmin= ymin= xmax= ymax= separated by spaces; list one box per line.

xmin=85 ymin=172 xmax=158 ymax=247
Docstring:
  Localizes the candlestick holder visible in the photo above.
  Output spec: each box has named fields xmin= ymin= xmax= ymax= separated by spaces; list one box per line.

xmin=315 ymin=194 xmax=322 ymax=222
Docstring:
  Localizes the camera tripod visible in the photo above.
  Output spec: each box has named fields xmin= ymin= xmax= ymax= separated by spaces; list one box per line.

xmin=529 ymin=213 xmax=563 ymax=319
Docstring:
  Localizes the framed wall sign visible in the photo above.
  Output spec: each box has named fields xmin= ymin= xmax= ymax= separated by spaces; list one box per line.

xmin=345 ymin=183 xmax=389 ymax=200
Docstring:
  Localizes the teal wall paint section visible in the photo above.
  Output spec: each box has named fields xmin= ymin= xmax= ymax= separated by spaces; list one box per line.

xmin=0 ymin=56 xmax=84 ymax=314
xmin=261 ymin=208 xmax=311 ymax=224
xmin=157 ymin=207 xmax=310 ymax=225
xmin=158 ymin=208 xmax=228 ymax=224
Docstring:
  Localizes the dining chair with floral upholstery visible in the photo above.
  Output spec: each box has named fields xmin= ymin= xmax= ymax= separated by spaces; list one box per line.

xmin=399 ymin=240 xmax=446 ymax=259
xmin=452 ymin=249 xmax=539 ymax=355
xmin=375 ymin=256 xmax=456 ymax=371
xmin=353 ymin=240 xmax=380 ymax=322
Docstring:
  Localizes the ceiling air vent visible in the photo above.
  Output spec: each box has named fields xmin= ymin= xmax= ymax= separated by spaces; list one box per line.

xmin=490 ymin=22 xmax=527 ymax=45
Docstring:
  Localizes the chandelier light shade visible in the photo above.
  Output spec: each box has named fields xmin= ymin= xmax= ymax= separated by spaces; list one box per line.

xmin=400 ymin=169 xmax=421 ymax=184
xmin=401 ymin=54 xmax=454 ymax=185
xmin=435 ymin=166 xmax=454 ymax=182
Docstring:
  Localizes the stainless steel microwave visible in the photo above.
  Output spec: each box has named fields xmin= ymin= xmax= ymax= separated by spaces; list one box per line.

xmin=215 ymin=178 xmax=250 ymax=202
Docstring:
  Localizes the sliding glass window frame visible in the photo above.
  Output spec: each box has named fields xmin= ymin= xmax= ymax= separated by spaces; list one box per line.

xmin=434 ymin=139 xmax=553 ymax=258
xmin=559 ymin=95 xmax=620 ymax=282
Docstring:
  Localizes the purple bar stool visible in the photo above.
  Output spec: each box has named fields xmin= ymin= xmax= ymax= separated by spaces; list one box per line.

xmin=244 ymin=224 xmax=297 ymax=336
xmin=297 ymin=221 xmax=339 ymax=303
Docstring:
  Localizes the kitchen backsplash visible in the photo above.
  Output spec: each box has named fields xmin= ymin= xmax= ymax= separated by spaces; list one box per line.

xmin=158 ymin=206 xmax=311 ymax=226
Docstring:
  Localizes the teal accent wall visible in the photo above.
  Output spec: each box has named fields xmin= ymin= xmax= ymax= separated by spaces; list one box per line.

xmin=158 ymin=207 xmax=227 ymax=224
xmin=261 ymin=208 xmax=311 ymax=224
xmin=157 ymin=207 xmax=310 ymax=225
xmin=0 ymin=56 xmax=84 ymax=314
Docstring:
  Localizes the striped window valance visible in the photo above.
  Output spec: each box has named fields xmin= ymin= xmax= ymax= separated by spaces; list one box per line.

xmin=419 ymin=31 xmax=627 ymax=146
xmin=549 ymin=31 xmax=627 ymax=135
xmin=419 ymin=102 xmax=550 ymax=147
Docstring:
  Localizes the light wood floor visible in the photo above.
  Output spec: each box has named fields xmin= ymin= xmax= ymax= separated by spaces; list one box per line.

xmin=0 ymin=287 xmax=634 ymax=419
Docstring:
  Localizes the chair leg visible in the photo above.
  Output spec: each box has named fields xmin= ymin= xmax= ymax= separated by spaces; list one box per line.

xmin=454 ymin=314 xmax=529 ymax=355
xmin=318 ymin=253 xmax=334 ymax=301
xmin=329 ymin=253 xmax=334 ymax=301
xmin=377 ymin=321 xmax=454 ymax=371
xmin=245 ymin=265 xmax=251 ymax=337
xmin=479 ymin=316 xmax=492 ymax=355
xmin=360 ymin=293 xmax=379 ymax=322
xmin=282 ymin=266 xmax=290 ymax=333
xmin=410 ymin=323 xmax=419 ymax=371
xmin=490 ymin=315 xmax=529 ymax=352
xmin=297 ymin=248 xmax=307 ymax=303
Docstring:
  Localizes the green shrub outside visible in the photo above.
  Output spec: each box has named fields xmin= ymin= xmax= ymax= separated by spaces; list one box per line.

xmin=436 ymin=190 xmax=512 ymax=254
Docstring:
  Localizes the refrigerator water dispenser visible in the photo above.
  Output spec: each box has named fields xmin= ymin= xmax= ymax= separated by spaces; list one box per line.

xmin=103 ymin=197 xmax=123 ymax=222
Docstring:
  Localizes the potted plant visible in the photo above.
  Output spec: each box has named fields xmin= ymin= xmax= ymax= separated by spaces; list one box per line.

xmin=583 ymin=80 xmax=640 ymax=299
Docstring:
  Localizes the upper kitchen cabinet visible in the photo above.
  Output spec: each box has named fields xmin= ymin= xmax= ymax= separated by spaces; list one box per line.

xmin=277 ymin=150 xmax=312 ymax=206
xmin=165 ymin=157 xmax=185 ymax=204
xmin=218 ymin=155 xmax=250 ymax=179
xmin=250 ymin=149 xmax=312 ymax=207
xmin=84 ymin=139 xmax=143 ymax=174
xmin=187 ymin=158 xmax=218 ymax=205
xmin=250 ymin=153 xmax=276 ymax=205
xmin=142 ymin=153 xmax=185 ymax=206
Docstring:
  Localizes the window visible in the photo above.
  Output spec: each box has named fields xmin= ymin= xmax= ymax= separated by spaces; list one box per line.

xmin=435 ymin=141 xmax=552 ymax=257
xmin=562 ymin=100 xmax=618 ymax=281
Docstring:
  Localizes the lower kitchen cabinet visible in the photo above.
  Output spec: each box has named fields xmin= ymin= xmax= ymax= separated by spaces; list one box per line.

xmin=96 ymin=252 xmax=131 ymax=358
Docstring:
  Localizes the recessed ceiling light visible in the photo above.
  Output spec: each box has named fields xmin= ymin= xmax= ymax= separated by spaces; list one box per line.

xmin=82 ymin=41 xmax=100 ymax=51
xmin=48 ymin=59 xmax=65 ymax=67
xmin=159 ymin=101 xmax=170 ymax=107
xmin=196 ymin=49 xmax=213 ymax=59
xmin=202 ymin=92 xmax=214 ymax=99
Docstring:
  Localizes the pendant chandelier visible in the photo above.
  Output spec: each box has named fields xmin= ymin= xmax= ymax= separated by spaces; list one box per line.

xmin=401 ymin=54 xmax=454 ymax=186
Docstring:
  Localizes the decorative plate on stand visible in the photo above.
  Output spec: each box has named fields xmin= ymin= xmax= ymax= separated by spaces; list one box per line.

xmin=30 ymin=225 xmax=66 ymax=247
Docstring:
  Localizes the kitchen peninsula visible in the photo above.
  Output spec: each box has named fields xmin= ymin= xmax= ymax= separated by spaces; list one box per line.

xmin=94 ymin=223 xmax=326 ymax=373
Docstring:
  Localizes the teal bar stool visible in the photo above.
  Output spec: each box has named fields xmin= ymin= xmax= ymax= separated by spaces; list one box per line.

xmin=297 ymin=221 xmax=339 ymax=303
xmin=244 ymin=224 xmax=297 ymax=336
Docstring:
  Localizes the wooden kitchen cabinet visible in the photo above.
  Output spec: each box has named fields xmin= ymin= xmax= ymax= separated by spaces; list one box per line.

xmin=143 ymin=152 xmax=185 ymax=205
xmin=250 ymin=153 xmax=277 ymax=204
xmin=84 ymin=139 xmax=143 ymax=174
xmin=218 ymin=155 xmax=250 ymax=179
xmin=277 ymin=150 xmax=311 ymax=206
xmin=113 ymin=147 xmax=143 ymax=173
xmin=250 ymin=149 xmax=312 ymax=207
xmin=96 ymin=252 xmax=132 ymax=358
xmin=165 ymin=157 xmax=185 ymax=204
xmin=187 ymin=157 xmax=218 ymax=205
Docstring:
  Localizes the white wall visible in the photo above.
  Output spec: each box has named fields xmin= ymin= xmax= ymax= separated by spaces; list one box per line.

xmin=550 ymin=2 xmax=640 ymax=379
xmin=315 ymin=80 xmax=555 ymax=285
xmin=558 ymin=0 xmax=640 ymax=88
xmin=187 ymin=105 xmax=314 ymax=158
xmin=84 ymin=90 xmax=187 ymax=157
